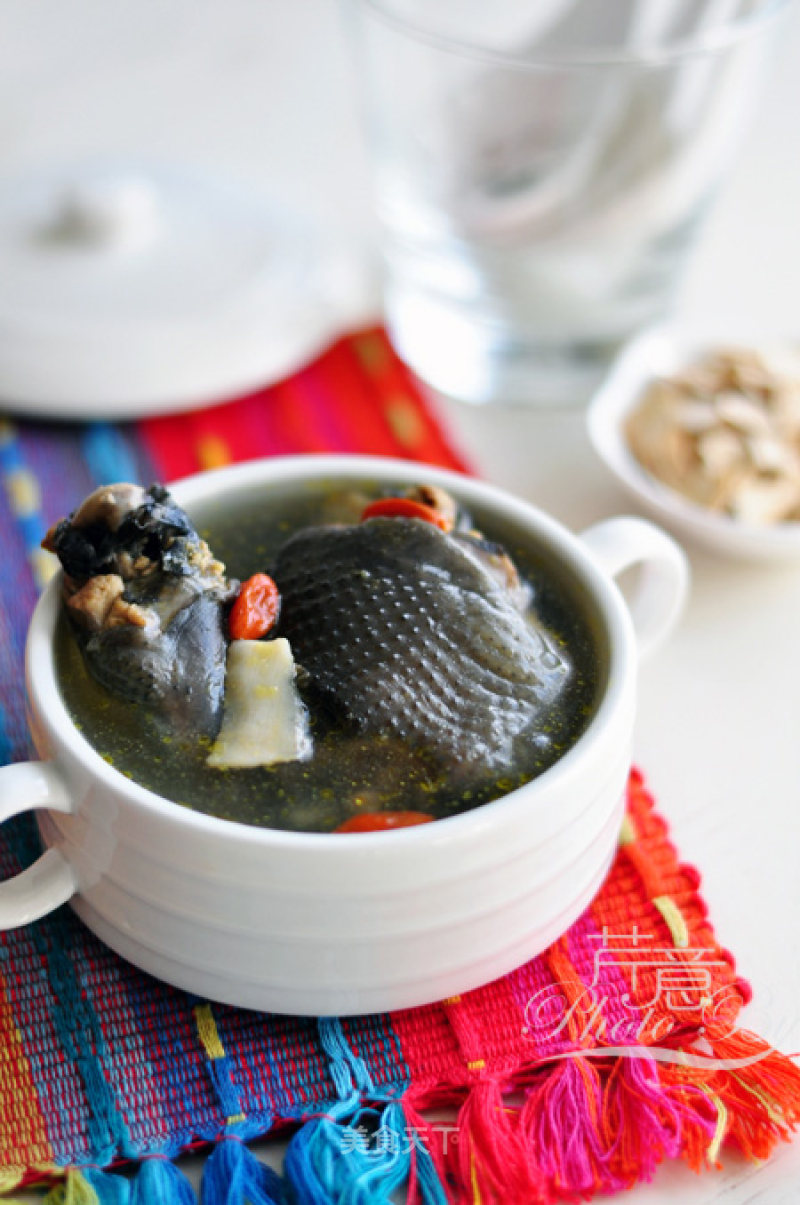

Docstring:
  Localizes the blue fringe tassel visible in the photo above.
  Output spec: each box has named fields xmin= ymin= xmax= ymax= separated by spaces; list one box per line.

xmin=283 ymin=1114 xmax=346 ymax=1205
xmin=131 ymin=1158 xmax=197 ymax=1204
xmin=283 ymin=1100 xmax=448 ymax=1205
xmin=49 ymin=1105 xmax=448 ymax=1205
xmin=199 ymin=1137 xmax=287 ymax=1205
xmin=80 ymin=1166 xmax=133 ymax=1204
xmin=404 ymin=1123 xmax=450 ymax=1205
xmin=41 ymin=1170 xmax=115 ymax=1205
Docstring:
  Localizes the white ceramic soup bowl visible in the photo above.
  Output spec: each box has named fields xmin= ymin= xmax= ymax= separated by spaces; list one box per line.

xmin=0 ymin=455 xmax=688 ymax=1016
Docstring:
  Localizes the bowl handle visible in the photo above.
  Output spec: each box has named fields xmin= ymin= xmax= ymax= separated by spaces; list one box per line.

xmin=0 ymin=762 xmax=78 ymax=929
xmin=579 ymin=516 xmax=689 ymax=662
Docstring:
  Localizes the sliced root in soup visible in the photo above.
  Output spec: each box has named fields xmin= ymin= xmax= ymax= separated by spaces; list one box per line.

xmin=208 ymin=638 xmax=312 ymax=769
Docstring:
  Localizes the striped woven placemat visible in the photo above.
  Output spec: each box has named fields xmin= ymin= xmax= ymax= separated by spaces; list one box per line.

xmin=0 ymin=329 xmax=798 ymax=1204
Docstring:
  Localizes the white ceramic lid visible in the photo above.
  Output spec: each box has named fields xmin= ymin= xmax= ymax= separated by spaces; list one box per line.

xmin=0 ymin=164 xmax=363 ymax=417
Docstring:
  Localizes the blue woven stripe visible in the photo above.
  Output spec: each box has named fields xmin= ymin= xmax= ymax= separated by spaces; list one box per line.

xmin=82 ymin=422 xmax=144 ymax=487
xmin=8 ymin=818 xmax=134 ymax=1164
xmin=33 ymin=911 xmax=136 ymax=1165
xmin=0 ymin=666 xmax=13 ymax=764
xmin=0 ymin=420 xmax=45 ymax=544
xmin=116 ymin=973 xmax=224 ymax=1158
xmin=72 ymin=933 xmax=174 ymax=1158
xmin=342 ymin=1013 xmax=411 ymax=1100
xmin=0 ymin=422 xmax=39 ymax=763
xmin=318 ymin=1017 xmax=374 ymax=1107
xmin=208 ymin=1008 xmax=331 ymax=1127
xmin=18 ymin=422 xmax=95 ymax=531
xmin=194 ymin=1004 xmax=256 ymax=1137
xmin=0 ymin=817 xmax=90 ymax=1157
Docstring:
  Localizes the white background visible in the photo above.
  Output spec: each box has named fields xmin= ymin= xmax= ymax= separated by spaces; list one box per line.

xmin=3 ymin=1 xmax=800 ymax=1200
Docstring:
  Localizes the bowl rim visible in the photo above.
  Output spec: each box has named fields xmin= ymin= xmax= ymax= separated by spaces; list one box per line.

xmin=28 ymin=453 xmax=635 ymax=851
xmin=587 ymin=325 xmax=800 ymax=554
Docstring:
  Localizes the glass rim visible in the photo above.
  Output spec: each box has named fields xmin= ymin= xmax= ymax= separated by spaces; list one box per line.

xmin=358 ymin=0 xmax=791 ymax=69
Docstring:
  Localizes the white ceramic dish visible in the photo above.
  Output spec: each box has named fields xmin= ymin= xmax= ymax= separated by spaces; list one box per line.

xmin=0 ymin=455 xmax=688 ymax=1016
xmin=0 ymin=166 xmax=370 ymax=418
xmin=587 ymin=326 xmax=800 ymax=562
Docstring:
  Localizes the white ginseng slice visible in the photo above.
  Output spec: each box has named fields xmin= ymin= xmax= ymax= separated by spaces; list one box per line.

xmin=208 ymin=637 xmax=312 ymax=769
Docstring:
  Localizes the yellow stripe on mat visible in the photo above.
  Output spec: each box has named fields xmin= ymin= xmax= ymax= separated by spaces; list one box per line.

xmin=193 ymin=1003 xmax=246 ymax=1125
xmin=652 ymin=895 xmax=689 ymax=948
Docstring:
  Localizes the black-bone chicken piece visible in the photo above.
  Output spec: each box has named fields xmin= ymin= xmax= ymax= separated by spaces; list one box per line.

xmin=274 ymin=516 xmax=570 ymax=772
xmin=44 ymin=483 xmax=234 ymax=739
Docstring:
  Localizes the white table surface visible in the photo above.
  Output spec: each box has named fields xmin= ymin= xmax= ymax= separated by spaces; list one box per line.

xmin=4 ymin=2 xmax=800 ymax=1201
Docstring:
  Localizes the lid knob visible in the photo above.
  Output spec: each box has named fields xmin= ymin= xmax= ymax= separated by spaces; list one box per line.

xmin=47 ymin=176 xmax=159 ymax=251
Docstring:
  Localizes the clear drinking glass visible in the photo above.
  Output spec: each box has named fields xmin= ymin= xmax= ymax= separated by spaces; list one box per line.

xmin=350 ymin=0 xmax=789 ymax=405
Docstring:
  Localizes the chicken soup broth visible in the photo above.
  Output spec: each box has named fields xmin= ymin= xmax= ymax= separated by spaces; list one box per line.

xmin=54 ymin=479 xmax=606 ymax=832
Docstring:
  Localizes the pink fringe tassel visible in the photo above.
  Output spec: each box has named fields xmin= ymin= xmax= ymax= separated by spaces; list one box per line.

xmin=398 ymin=1036 xmax=800 ymax=1203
